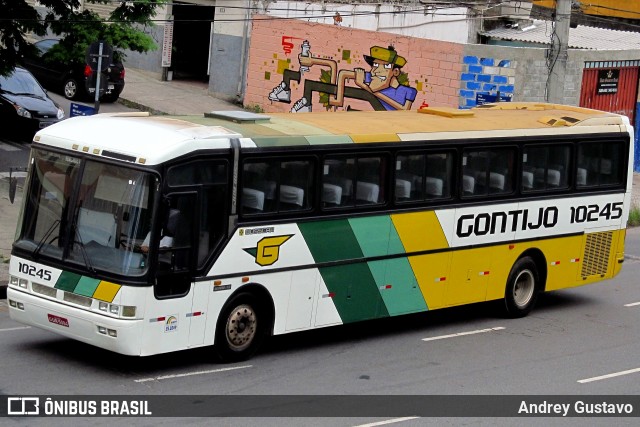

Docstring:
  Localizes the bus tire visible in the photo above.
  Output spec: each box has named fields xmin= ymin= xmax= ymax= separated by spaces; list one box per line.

xmin=503 ymin=256 xmax=539 ymax=318
xmin=215 ymin=292 xmax=266 ymax=362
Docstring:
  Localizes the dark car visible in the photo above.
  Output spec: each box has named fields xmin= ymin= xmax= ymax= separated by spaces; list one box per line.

xmin=21 ymin=39 xmax=125 ymax=102
xmin=0 ymin=67 xmax=65 ymax=141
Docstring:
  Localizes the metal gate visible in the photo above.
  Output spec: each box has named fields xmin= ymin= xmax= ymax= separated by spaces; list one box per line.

xmin=579 ymin=61 xmax=640 ymax=124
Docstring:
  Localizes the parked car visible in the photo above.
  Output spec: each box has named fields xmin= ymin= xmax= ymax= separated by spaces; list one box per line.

xmin=0 ymin=67 xmax=65 ymax=141
xmin=21 ymin=39 xmax=125 ymax=102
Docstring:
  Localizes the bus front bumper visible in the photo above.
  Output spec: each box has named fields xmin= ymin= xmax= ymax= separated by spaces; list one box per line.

xmin=7 ymin=288 xmax=144 ymax=356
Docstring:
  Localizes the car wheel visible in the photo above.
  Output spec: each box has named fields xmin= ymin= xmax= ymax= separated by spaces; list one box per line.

xmin=63 ymin=77 xmax=81 ymax=100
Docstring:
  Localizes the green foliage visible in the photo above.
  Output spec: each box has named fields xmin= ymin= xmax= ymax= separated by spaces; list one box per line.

xmin=0 ymin=0 xmax=166 ymax=76
xmin=245 ymin=104 xmax=265 ymax=114
xmin=629 ymin=204 xmax=640 ymax=227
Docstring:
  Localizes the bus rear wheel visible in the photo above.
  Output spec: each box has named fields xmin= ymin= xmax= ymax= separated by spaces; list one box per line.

xmin=215 ymin=293 xmax=266 ymax=362
xmin=504 ymin=256 xmax=540 ymax=318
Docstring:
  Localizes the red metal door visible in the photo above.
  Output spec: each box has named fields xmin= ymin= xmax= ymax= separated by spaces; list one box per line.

xmin=580 ymin=63 xmax=639 ymax=124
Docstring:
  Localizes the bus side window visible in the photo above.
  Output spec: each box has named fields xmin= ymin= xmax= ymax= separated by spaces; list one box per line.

xmin=280 ymin=160 xmax=314 ymax=211
xmin=395 ymin=152 xmax=452 ymax=203
xmin=463 ymin=148 xmax=514 ymax=197
xmin=577 ymin=141 xmax=622 ymax=187
xmin=523 ymin=144 xmax=570 ymax=191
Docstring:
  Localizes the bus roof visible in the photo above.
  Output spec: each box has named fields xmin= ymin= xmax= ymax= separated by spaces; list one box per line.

xmin=34 ymin=103 xmax=629 ymax=166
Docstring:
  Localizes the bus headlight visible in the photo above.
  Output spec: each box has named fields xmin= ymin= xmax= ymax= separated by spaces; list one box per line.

xmin=122 ymin=306 xmax=136 ymax=318
xmin=9 ymin=276 xmax=27 ymax=288
xmin=97 ymin=301 xmax=137 ymax=318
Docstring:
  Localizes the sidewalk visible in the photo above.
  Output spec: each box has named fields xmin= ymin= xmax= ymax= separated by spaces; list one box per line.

xmin=118 ymin=68 xmax=245 ymax=115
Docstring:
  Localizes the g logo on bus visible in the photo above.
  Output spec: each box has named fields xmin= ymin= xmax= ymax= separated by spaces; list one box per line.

xmin=244 ymin=235 xmax=292 ymax=266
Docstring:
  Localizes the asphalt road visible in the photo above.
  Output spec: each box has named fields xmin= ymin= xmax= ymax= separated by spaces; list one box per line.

xmin=1 ymin=228 xmax=639 ymax=426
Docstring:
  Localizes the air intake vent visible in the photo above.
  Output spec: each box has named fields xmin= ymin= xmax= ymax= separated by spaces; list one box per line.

xmin=581 ymin=232 xmax=613 ymax=278
xmin=63 ymin=291 xmax=92 ymax=307
xmin=32 ymin=283 xmax=57 ymax=298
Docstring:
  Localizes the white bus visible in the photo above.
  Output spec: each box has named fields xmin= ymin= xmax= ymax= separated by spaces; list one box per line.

xmin=7 ymin=103 xmax=634 ymax=361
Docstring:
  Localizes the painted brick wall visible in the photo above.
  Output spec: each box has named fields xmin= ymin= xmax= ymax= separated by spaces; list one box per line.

xmin=458 ymin=55 xmax=516 ymax=108
xmin=246 ymin=17 xmax=464 ymax=112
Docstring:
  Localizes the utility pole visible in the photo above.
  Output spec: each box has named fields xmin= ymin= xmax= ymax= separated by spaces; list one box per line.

xmin=547 ymin=0 xmax=571 ymax=103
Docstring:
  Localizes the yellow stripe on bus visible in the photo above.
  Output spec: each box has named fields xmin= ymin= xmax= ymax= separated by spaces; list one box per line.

xmin=93 ymin=281 xmax=121 ymax=302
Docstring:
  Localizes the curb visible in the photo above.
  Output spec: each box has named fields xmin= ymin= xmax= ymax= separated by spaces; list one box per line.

xmin=117 ymin=97 xmax=168 ymax=116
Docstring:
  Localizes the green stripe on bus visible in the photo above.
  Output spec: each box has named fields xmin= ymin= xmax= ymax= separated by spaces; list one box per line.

xmin=320 ymin=263 xmax=389 ymax=323
xmin=299 ymin=219 xmax=363 ymax=263
xmin=74 ymin=276 xmax=102 ymax=297
xmin=55 ymin=271 xmax=82 ymax=292
xmin=349 ymin=216 xmax=427 ymax=315
xmin=372 ymin=258 xmax=428 ymax=314
xmin=348 ymin=216 xmax=404 ymax=257
xmin=252 ymin=136 xmax=310 ymax=147
xmin=306 ymin=135 xmax=354 ymax=145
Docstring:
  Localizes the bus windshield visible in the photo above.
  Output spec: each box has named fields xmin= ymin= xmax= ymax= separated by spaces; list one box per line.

xmin=14 ymin=149 xmax=157 ymax=277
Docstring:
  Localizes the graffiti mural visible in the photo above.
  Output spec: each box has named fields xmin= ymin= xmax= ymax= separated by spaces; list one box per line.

xmin=268 ymin=41 xmax=418 ymax=112
xmin=247 ymin=19 xmax=467 ymax=113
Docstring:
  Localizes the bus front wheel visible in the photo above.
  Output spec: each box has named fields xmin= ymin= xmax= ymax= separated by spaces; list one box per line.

xmin=504 ymin=256 xmax=540 ymax=318
xmin=215 ymin=292 xmax=266 ymax=362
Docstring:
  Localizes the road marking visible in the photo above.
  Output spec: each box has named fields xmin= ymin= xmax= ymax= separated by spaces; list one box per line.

xmin=578 ymin=367 xmax=640 ymax=384
xmin=353 ymin=417 xmax=420 ymax=427
xmin=0 ymin=326 xmax=32 ymax=332
xmin=422 ymin=327 xmax=505 ymax=342
xmin=0 ymin=172 xmax=27 ymax=179
xmin=134 ymin=365 xmax=253 ymax=383
xmin=624 ymin=302 xmax=640 ymax=307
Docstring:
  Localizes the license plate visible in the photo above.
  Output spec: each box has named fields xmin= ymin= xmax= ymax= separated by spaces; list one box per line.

xmin=39 ymin=122 xmax=54 ymax=129
xmin=48 ymin=314 xmax=69 ymax=327
xmin=108 ymin=84 xmax=114 ymax=90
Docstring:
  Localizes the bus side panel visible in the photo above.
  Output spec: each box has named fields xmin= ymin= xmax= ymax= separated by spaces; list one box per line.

xmin=613 ymin=229 xmax=626 ymax=277
xmin=392 ymin=211 xmax=450 ymax=310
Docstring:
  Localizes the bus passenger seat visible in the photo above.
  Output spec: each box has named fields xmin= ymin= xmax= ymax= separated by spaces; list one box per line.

xmin=489 ymin=172 xmax=505 ymax=191
xmin=322 ymin=183 xmax=342 ymax=205
xmin=395 ymin=179 xmax=411 ymax=199
xmin=356 ymin=181 xmax=379 ymax=203
xmin=242 ymin=188 xmax=265 ymax=212
xmin=522 ymin=170 xmax=534 ymax=190
xmin=280 ymin=185 xmax=304 ymax=208
xmin=546 ymin=168 xmax=561 ymax=186
xmin=462 ymin=175 xmax=475 ymax=195
xmin=577 ymin=167 xmax=587 ymax=186
xmin=425 ymin=177 xmax=443 ymax=197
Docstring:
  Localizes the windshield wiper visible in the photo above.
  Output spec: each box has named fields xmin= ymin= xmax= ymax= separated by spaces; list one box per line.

xmin=72 ymin=226 xmax=96 ymax=275
xmin=33 ymin=219 xmax=60 ymax=258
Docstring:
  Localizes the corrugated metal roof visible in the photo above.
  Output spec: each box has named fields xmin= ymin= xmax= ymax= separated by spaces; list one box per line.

xmin=481 ymin=20 xmax=640 ymax=50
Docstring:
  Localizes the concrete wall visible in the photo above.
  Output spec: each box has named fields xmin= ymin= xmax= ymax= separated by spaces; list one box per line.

xmin=209 ymin=1 xmax=249 ymax=102
xmin=122 ymin=25 xmax=164 ymax=78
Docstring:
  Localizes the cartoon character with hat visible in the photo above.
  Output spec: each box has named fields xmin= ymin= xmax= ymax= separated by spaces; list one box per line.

xmin=342 ymin=45 xmax=417 ymax=111
xmin=269 ymin=41 xmax=417 ymax=112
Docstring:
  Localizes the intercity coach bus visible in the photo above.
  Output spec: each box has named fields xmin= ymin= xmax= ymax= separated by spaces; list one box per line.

xmin=7 ymin=103 xmax=634 ymax=361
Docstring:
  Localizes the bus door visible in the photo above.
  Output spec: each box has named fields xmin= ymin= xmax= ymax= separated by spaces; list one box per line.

xmin=145 ymin=192 xmax=197 ymax=351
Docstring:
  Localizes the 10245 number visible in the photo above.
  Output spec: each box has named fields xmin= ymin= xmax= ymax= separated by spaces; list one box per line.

xmin=18 ymin=262 xmax=52 ymax=281
xmin=569 ymin=202 xmax=623 ymax=224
